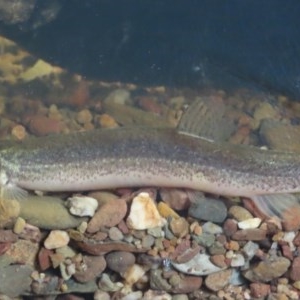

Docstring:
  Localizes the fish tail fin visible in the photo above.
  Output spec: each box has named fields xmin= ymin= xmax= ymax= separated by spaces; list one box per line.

xmin=251 ymin=193 xmax=300 ymax=230
xmin=1 ymin=184 xmax=28 ymax=201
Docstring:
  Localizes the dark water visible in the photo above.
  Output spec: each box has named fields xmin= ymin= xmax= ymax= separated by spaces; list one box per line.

xmin=0 ymin=0 xmax=300 ymax=99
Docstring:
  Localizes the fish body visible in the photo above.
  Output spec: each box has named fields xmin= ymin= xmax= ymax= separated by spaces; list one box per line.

xmin=1 ymin=126 xmax=300 ymax=200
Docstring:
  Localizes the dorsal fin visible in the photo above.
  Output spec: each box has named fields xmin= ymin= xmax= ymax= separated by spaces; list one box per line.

xmin=177 ymin=96 xmax=235 ymax=142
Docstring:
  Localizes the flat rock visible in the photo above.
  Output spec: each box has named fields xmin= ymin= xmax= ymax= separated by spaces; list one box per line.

xmin=232 ymin=228 xmax=267 ymax=241
xmin=0 ymin=264 xmax=33 ymax=297
xmin=205 ymin=269 xmax=232 ymax=292
xmin=243 ymin=256 xmax=291 ymax=282
xmin=188 ymin=192 xmax=227 ymax=223
xmin=87 ymin=198 xmax=127 ymax=233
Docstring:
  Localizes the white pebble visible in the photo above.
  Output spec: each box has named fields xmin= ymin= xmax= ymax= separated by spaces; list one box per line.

xmin=238 ymin=217 xmax=262 ymax=229
xmin=230 ymin=253 xmax=245 ymax=267
xmin=44 ymin=230 xmax=70 ymax=249
xmin=126 ymin=192 xmax=166 ymax=230
xmin=67 ymin=196 xmax=98 ymax=217
xmin=202 ymin=221 xmax=223 ymax=234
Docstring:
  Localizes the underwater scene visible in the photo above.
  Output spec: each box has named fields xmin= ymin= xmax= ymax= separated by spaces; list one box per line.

xmin=0 ymin=1 xmax=300 ymax=299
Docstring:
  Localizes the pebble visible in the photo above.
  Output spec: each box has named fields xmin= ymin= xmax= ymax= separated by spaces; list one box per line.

xmin=13 ymin=217 xmax=26 ymax=234
xmin=142 ymin=235 xmax=155 ymax=248
xmin=150 ymin=269 xmax=172 ymax=291
xmin=223 ymin=218 xmax=238 ymax=237
xmin=289 ymin=256 xmax=300 ymax=281
xmin=260 ymin=119 xmax=300 ymax=152
xmin=0 ymin=229 xmax=18 ymax=242
xmin=252 ymin=102 xmax=279 ymax=130
xmin=147 ymin=226 xmax=164 ymax=238
xmin=67 ymin=196 xmax=98 ymax=217
xmin=106 ymin=251 xmax=136 ymax=274
xmin=172 ymin=275 xmax=202 ymax=294
xmin=205 ymin=269 xmax=232 ymax=291
xmin=193 ymin=233 xmax=215 ymax=247
xmin=232 ymin=228 xmax=267 ymax=241
xmin=76 ymin=108 xmax=93 ymax=125
xmin=250 ymin=283 xmax=270 ymax=298
xmin=243 ymin=256 xmax=291 ymax=282
xmin=98 ymin=113 xmax=119 ymax=128
xmin=157 ymin=202 xmax=180 ymax=219
xmin=0 ymin=198 xmax=20 ymax=228
xmin=229 ymin=205 xmax=253 ymax=221
xmin=0 ymin=265 xmax=33 ymax=297
xmin=210 ymin=254 xmax=228 ymax=268
xmin=143 ymin=290 xmax=172 ymax=300
xmin=105 ymin=88 xmax=131 ymax=105
xmin=123 ymin=264 xmax=146 ymax=286
xmin=121 ymin=291 xmax=143 ymax=300
xmin=230 ymin=253 xmax=246 ymax=267
xmin=74 ymin=255 xmax=106 ymax=283
xmin=11 ymin=124 xmax=27 ymax=140
xmin=17 ymin=195 xmax=84 ymax=229
xmin=172 ymin=252 xmax=225 ymax=276
xmin=202 ymin=222 xmax=223 ymax=234
xmin=159 ymin=188 xmax=190 ymax=211
xmin=108 ymin=227 xmax=124 ymax=241
xmin=28 ymin=115 xmax=63 ymax=136
xmin=126 ymin=192 xmax=166 ymax=230
xmin=188 ymin=192 xmax=227 ymax=223
xmin=94 ymin=290 xmax=111 ymax=300
xmin=87 ymin=198 xmax=127 ymax=233
xmin=169 ymin=217 xmax=189 ymax=238
xmin=38 ymin=247 xmax=53 ymax=271
xmin=208 ymin=241 xmax=226 ymax=255
xmin=172 ymin=295 xmax=189 ymax=300
xmin=98 ymin=273 xmax=123 ymax=292
xmin=242 ymin=241 xmax=259 ymax=260
xmin=44 ymin=230 xmax=70 ymax=249
xmin=238 ymin=217 xmax=262 ymax=229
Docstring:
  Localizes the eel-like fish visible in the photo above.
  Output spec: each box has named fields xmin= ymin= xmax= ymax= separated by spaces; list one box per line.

xmin=0 ymin=100 xmax=299 ymax=218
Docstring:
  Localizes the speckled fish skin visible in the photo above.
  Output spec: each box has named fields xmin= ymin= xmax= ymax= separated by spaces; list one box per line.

xmin=0 ymin=127 xmax=300 ymax=197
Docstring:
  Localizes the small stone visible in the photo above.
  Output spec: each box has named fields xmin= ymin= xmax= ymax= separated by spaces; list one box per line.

xmin=143 ymin=290 xmax=172 ymax=300
xmin=147 ymin=226 xmax=164 ymax=238
xmin=193 ymin=232 xmax=215 ymax=247
xmin=0 ymin=198 xmax=20 ymax=228
xmin=202 ymin=222 xmax=223 ymax=234
xmin=76 ymin=109 xmax=93 ymax=125
xmin=98 ymin=273 xmax=123 ymax=292
xmin=11 ymin=124 xmax=27 ymax=140
xmin=230 ymin=253 xmax=245 ymax=267
xmin=293 ymin=281 xmax=300 ymax=290
xmin=13 ymin=217 xmax=26 ymax=234
xmin=223 ymin=219 xmax=238 ymax=237
xmin=98 ymin=114 xmax=119 ymax=128
xmin=169 ymin=217 xmax=189 ymax=238
xmin=126 ymin=192 xmax=166 ymax=230
xmin=105 ymin=88 xmax=131 ymax=105
xmin=289 ymin=256 xmax=300 ymax=281
xmin=28 ymin=115 xmax=63 ymax=136
xmin=150 ymin=269 xmax=172 ymax=291
xmin=106 ymin=251 xmax=136 ymax=274
xmin=238 ymin=217 xmax=262 ymax=229
xmin=188 ymin=192 xmax=227 ymax=223
xmin=229 ymin=205 xmax=253 ymax=221
xmin=87 ymin=198 xmax=127 ymax=233
xmin=282 ymin=205 xmax=300 ymax=231
xmin=250 ymin=283 xmax=271 ymax=298
xmin=242 ymin=241 xmax=259 ymax=260
xmin=159 ymin=188 xmax=190 ymax=211
xmin=108 ymin=227 xmax=124 ymax=241
xmin=142 ymin=235 xmax=155 ymax=248
xmin=172 ymin=295 xmax=189 ymax=300
xmin=243 ymin=256 xmax=291 ymax=282
xmin=210 ymin=255 xmax=227 ymax=268
xmin=232 ymin=228 xmax=267 ymax=241
xmin=208 ymin=241 xmax=226 ymax=255
xmin=226 ymin=240 xmax=240 ymax=251
xmin=123 ymin=264 xmax=146 ymax=286
xmin=94 ymin=290 xmax=110 ymax=300
xmin=67 ymin=196 xmax=98 ymax=217
xmin=74 ymin=255 xmax=106 ymax=283
xmin=44 ymin=230 xmax=70 ymax=249
xmin=0 ymin=229 xmax=18 ymax=242
xmin=173 ymin=275 xmax=202 ymax=294
xmin=38 ymin=247 xmax=53 ymax=271
xmin=157 ymin=202 xmax=180 ymax=219
xmin=205 ymin=269 xmax=232 ymax=291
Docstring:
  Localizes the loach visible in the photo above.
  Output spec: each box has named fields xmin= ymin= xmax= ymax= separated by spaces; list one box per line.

xmin=0 ymin=99 xmax=300 ymax=220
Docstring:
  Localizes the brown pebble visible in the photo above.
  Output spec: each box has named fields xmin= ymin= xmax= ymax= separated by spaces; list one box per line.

xmin=293 ymin=232 xmax=300 ymax=247
xmin=106 ymin=251 xmax=136 ymax=274
xmin=205 ymin=269 xmax=232 ymax=292
xmin=11 ymin=124 xmax=27 ymax=140
xmin=290 ymin=257 xmax=300 ymax=281
xmin=282 ymin=205 xmax=300 ymax=231
xmin=0 ymin=242 xmax=11 ymax=255
xmin=250 ymin=283 xmax=270 ymax=298
xmin=281 ymin=243 xmax=293 ymax=261
xmin=38 ymin=247 xmax=54 ymax=271
xmin=173 ymin=275 xmax=202 ymax=294
xmin=231 ymin=229 xmax=267 ymax=241
xmin=229 ymin=205 xmax=253 ymax=221
xmin=28 ymin=115 xmax=63 ymax=136
xmin=87 ymin=199 xmax=127 ymax=233
xmin=169 ymin=217 xmax=189 ymax=238
xmin=76 ymin=109 xmax=93 ymax=125
xmin=98 ymin=114 xmax=118 ymax=128
xmin=0 ymin=229 xmax=18 ymax=243
xmin=68 ymin=80 xmax=90 ymax=107
xmin=74 ymin=255 xmax=106 ymax=283
xmin=210 ymin=254 xmax=227 ymax=268
xmin=138 ymin=97 xmax=162 ymax=115
xmin=223 ymin=218 xmax=238 ymax=237
xmin=159 ymin=189 xmax=190 ymax=211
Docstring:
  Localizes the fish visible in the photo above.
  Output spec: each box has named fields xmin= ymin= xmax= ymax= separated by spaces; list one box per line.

xmin=0 ymin=98 xmax=300 ymax=220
